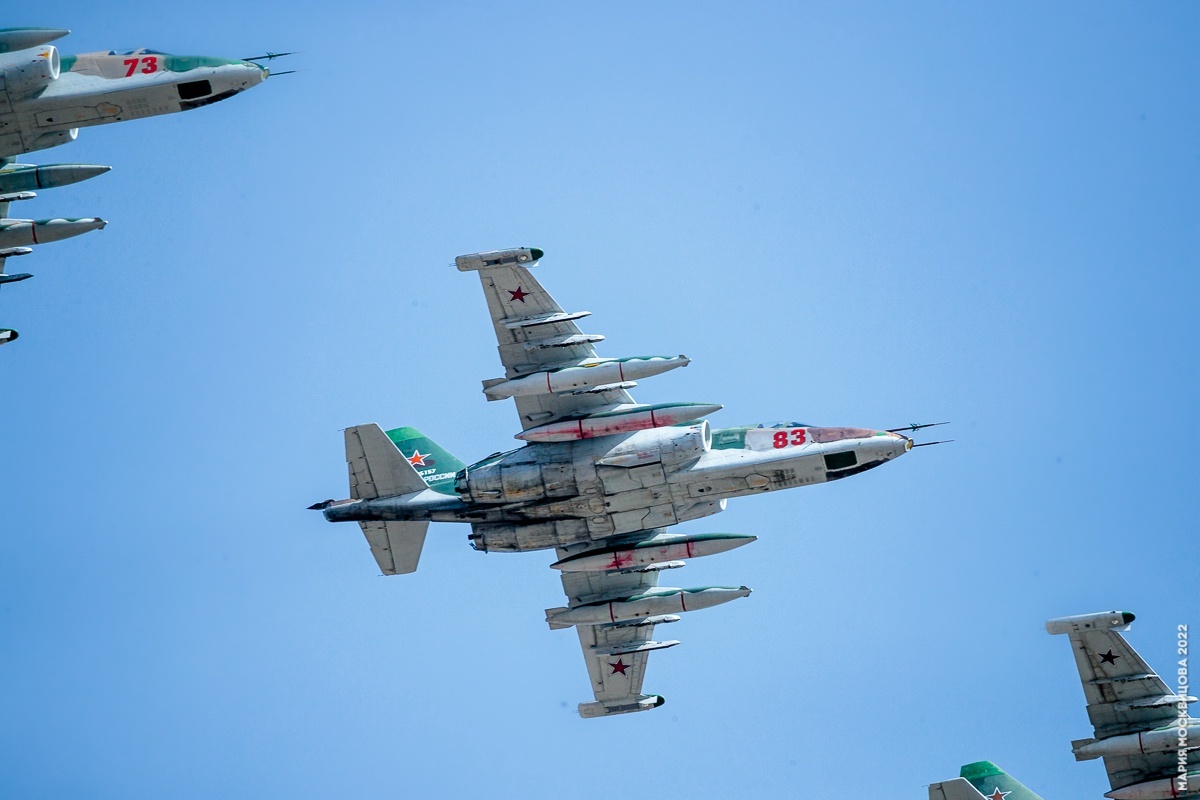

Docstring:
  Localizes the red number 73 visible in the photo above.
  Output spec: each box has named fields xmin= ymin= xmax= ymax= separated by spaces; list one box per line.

xmin=123 ymin=56 xmax=159 ymax=77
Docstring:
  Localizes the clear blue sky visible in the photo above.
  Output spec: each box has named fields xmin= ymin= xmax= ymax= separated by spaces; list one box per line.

xmin=1 ymin=3 xmax=1196 ymax=798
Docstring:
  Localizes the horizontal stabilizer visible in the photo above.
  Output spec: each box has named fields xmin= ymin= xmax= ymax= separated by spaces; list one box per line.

xmin=357 ymin=520 xmax=429 ymax=576
xmin=929 ymin=778 xmax=985 ymax=800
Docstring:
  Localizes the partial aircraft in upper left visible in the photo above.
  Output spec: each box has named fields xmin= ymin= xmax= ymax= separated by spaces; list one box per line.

xmin=0 ymin=26 xmax=277 ymax=345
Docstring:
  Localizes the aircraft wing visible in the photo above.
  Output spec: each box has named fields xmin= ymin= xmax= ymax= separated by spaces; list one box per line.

xmin=1047 ymin=611 xmax=1199 ymax=794
xmin=455 ymin=247 xmax=635 ymax=432
xmin=548 ymin=534 xmax=679 ymax=718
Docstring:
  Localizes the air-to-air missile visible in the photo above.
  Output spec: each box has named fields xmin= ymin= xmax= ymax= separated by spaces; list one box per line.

xmin=0 ymin=27 xmax=274 ymax=344
xmin=484 ymin=355 xmax=692 ymax=399
xmin=515 ymin=402 xmax=724 ymax=442
xmin=0 ymin=246 xmax=32 ymax=285
xmin=551 ymin=532 xmax=758 ymax=572
xmin=546 ymin=586 xmax=752 ymax=627
xmin=0 ymin=328 xmax=17 ymax=344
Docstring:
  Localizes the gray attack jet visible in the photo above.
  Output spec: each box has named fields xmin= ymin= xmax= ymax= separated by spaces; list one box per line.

xmin=311 ymin=247 xmax=941 ymax=717
xmin=1048 ymin=610 xmax=1198 ymax=799
xmin=0 ymin=27 xmax=272 ymax=341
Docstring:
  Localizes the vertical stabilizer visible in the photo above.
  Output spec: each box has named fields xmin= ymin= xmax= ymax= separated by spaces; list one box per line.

xmin=960 ymin=761 xmax=1044 ymax=800
xmin=384 ymin=426 xmax=465 ymax=495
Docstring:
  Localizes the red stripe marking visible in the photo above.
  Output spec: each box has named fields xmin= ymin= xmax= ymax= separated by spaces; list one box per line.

xmin=687 ymin=540 xmax=694 ymax=559
xmin=30 ymin=223 xmax=37 ymax=244
xmin=650 ymin=408 xmax=657 ymax=427
xmin=546 ymin=372 xmax=553 ymax=393
xmin=680 ymin=591 xmax=687 ymax=612
xmin=577 ymin=420 xmax=586 ymax=439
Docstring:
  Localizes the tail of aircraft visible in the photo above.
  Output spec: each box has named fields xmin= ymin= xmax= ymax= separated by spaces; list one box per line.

xmin=337 ymin=424 xmax=465 ymax=575
xmin=384 ymin=426 xmax=466 ymax=495
xmin=956 ymin=761 xmax=1043 ymax=800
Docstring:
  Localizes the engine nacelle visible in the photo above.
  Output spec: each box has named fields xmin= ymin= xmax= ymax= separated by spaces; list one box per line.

xmin=24 ymin=128 xmax=77 ymax=154
xmin=594 ymin=422 xmax=711 ymax=472
xmin=468 ymin=519 xmax=591 ymax=552
xmin=3 ymin=45 xmax=59 ymax=101
xmin=454 ymin=456 xmax=579 ymax=505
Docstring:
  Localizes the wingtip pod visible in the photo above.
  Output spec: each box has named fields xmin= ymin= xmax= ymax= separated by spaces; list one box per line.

xmin=455 ymin=247 xmax=542 ymax=271
xmin=0 ymin=328 xmax=18 ymax=344
xmin=0 ymin=28 xmax=70 ymax=53
xmin=1045 ymin=610 xmax=1135 ymax=635
xmin=578 ymin=694 xmax=664 ymax=718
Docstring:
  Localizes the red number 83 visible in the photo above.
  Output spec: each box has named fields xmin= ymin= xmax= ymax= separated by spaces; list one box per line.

xmin=772 ymin=429 xmax=807 ymax=448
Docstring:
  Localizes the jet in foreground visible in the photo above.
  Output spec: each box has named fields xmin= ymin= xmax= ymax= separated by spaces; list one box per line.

xmin=1048 ymin=610 xmax=1198 ymax=799
xmin=0 ymin=27 xmax=272 ymax=342
xmin=929 ymin=761 xmax=1044 ymax=800
xmin=312 ymin=247 xmax=938 ymax=717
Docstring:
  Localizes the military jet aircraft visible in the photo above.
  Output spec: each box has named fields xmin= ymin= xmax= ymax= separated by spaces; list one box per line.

xmin=312 ymin=247 xmax=936 ymax=717
xmin=0 ymin=27 xmax=271 ymax=342
xmin=1048 ymin=610 xmax=1198 ymax=799
xmin=929 ymin=761 xmax=1044 ymax=800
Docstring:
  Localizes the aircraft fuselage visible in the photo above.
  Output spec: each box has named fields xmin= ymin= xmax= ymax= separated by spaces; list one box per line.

xmin=324 ymin=422 xmax=910 ymax=551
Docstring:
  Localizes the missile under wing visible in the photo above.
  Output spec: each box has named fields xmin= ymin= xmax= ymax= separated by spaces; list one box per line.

xmin=1047 ymin=610 xmax=1199 ymax=800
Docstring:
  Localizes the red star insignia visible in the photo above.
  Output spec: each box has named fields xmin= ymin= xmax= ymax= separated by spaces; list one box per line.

xmin=609 ymin=658 xmax=630 ymax=676
xmin=986 ymin=789 xmax=1010 ymax=800
xmin=508 ymin=286 xmax=529 ymax=303
xmin=407 ymin=450 xmax=429 ymax=467
xmin=605 ymin=551 xmax=635 ymax=570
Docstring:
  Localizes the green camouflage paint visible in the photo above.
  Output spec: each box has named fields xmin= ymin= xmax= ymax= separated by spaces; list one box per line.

xmin=385 ymin=426 xmax=465 ymax=496
xmin=961 ymin=762 xmax=1045 ymax=800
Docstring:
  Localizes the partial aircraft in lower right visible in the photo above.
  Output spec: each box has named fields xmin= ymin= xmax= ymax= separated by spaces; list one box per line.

xmin=928 ymin=610 xmax=1197 ymax=800
xmin=1047 ymin=610 xmax=1197 ymax=800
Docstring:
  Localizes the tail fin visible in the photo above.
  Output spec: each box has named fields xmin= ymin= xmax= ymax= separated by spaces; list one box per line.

xmin=960 ymin=761 xmax=1044 ymax=800
xmin=384 ymin=426 xmax=465 ymax=495
xmin=345 ymin=424 xmax=429 ymax=499
xmin=343 ymin=424 xmax=432 ymax=575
